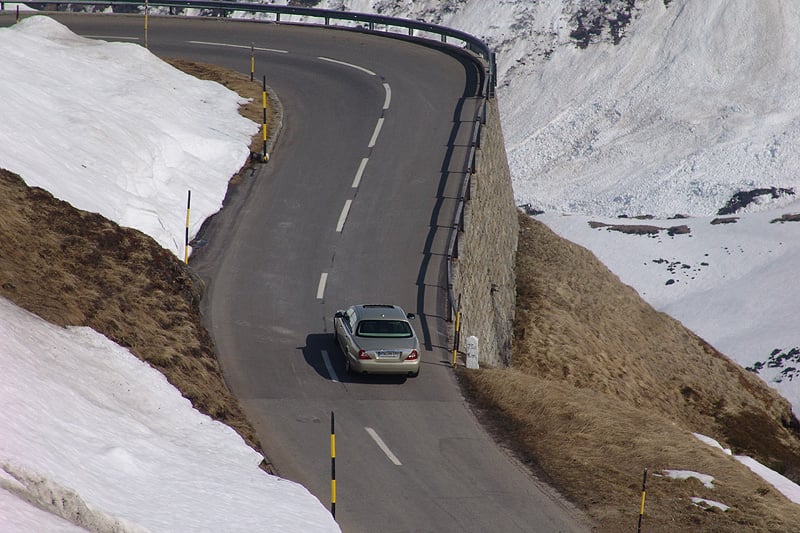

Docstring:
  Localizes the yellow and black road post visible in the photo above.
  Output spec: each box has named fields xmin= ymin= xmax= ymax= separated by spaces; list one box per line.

xmin=451 ymin=310 xmax=461 ymax=368
xmin=451 ymin=295 xmax=462 ymax=368
xmin=268 ymin=76 xmax=269 ymax=163
xmin=637 ymin=468 xmax=648 ymax=532
xmin=330 ymin=411 xmax=336 ymax=519
xmin=184 ymin=190 xmax=191 ymax=264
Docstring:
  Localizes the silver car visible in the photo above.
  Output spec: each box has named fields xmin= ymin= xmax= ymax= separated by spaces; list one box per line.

xmin=333 ymin=304 xmax=420 ymax=377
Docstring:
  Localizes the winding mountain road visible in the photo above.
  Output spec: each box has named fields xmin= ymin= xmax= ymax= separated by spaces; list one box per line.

xmin=7 ymin=13 xmax=590 ymax=532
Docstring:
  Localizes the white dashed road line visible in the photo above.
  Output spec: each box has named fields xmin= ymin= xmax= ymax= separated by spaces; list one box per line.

xmin=336 ymin=200 xmax=352 ymax=232
xmin=316 ymin=272 xmax=328 ymax=300
xmin=317 ymin=56 xmax=376 ymax=76
xmin=321 ymin=350 xmax=340 ymax=382
xmin=382 ymin=83 xmax=391 ymax=110
xmin=365 ymin=427 xmax=402 ymax=466
xmin=352 ymin=158 xmax=368 ymax=188
xmin=368 ymin=118 xmax=384 ymax=148
xmin=188 ymin=40 xmax=288 ymax=53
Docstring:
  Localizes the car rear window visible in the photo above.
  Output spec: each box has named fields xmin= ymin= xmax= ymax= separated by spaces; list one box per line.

xmin=356 ymin=320 xmax=413 ymax=338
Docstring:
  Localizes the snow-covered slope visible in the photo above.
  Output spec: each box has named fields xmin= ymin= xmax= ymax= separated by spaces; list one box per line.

xmin=0 ymin=15 xmax=257 ymax=257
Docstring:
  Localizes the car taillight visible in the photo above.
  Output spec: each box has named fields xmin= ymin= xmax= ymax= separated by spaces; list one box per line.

xmin=406 ymin=349 xmax=418 ymax=361
xmin=358 ymin=350 xmax=371 ymax=360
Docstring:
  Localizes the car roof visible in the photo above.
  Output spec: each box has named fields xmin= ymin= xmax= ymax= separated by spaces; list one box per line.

xmin=353 ymin=304 xmax=408 ymax=321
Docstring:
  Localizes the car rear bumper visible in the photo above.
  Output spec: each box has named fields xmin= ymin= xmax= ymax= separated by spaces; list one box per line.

xmin=352 ymin=358 xmax=420 ymax=375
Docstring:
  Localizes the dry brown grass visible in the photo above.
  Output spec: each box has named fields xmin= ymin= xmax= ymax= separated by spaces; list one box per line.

xmin=458 ymin=213 xmax=800 ymax=531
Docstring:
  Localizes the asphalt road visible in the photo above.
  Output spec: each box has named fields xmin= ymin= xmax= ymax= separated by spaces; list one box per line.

xmin=4 ymin=13 xmax=591 ymax=532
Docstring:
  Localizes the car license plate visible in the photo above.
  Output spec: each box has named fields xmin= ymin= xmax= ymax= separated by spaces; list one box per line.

xmin=376 ymin=351 xmax=401 ymax=359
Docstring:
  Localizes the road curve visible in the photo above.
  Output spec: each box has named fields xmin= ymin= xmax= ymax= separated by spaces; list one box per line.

xmin=9 ymin=13 xmax=591 ymax=532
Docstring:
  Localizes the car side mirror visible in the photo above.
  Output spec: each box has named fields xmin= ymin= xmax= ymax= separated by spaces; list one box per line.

xmin=407 ymin=313 xmax=416 ymax=320
xmin=334 ymin=311 xmax=345 ymax=318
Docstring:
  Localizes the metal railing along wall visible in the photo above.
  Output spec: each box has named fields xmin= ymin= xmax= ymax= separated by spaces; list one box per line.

xmin=21 ymin=0 xmax=494 ymax=82
xmin=16 ymin=0 xmax=494 ymax=322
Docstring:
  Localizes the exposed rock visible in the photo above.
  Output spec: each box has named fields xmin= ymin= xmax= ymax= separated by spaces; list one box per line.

xmin=667 ymin=225 xmax=690 ymax=236
xmin=589 ymin=221 xmax=691 ymax=237
xmin=770 ymin=213 xmax=800 ymax=224
xmin=717 ymin=187 xmax=795 ymax=215
xmin=519 ymin=203 xmax=544 ymax=216
xmin=711 ymin=217 xmax=739 ymax=225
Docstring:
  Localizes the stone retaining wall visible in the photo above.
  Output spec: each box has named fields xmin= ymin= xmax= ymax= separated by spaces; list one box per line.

xmin=453 ymin=97 xmax=518 ymax=367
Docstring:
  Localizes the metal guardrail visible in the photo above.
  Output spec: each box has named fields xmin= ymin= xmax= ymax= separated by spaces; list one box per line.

xmin=13 ymin=0 xmax=494 ymax=321
xmin=22 ymin=0 xmax=494 ymax=83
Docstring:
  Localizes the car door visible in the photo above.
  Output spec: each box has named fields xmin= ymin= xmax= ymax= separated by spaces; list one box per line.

xmin=341 ymin=308 xmax=358 ymax=358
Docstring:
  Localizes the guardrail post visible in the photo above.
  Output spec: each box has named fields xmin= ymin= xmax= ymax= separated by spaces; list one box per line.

xmin=469 ymin=148 xmax=478 ymax=174
xmin=447 ymin=282 xmax=454 ymax=322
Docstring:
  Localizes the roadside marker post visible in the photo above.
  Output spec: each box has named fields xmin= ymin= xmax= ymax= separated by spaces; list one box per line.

xmin=262 ymin=75 xmax=269 ymax=162
xmin=451 ymin=309 xmax=461 ymax=368
xmin=331 ymin=411 xmax=336 ymax=519
xmin=465 ymin=336 xmax=479 ymax=369
xmin=637 ymin=468 xmax=648 ymax=533
xmin=184 ymin=190 xmax=191 ymax=264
